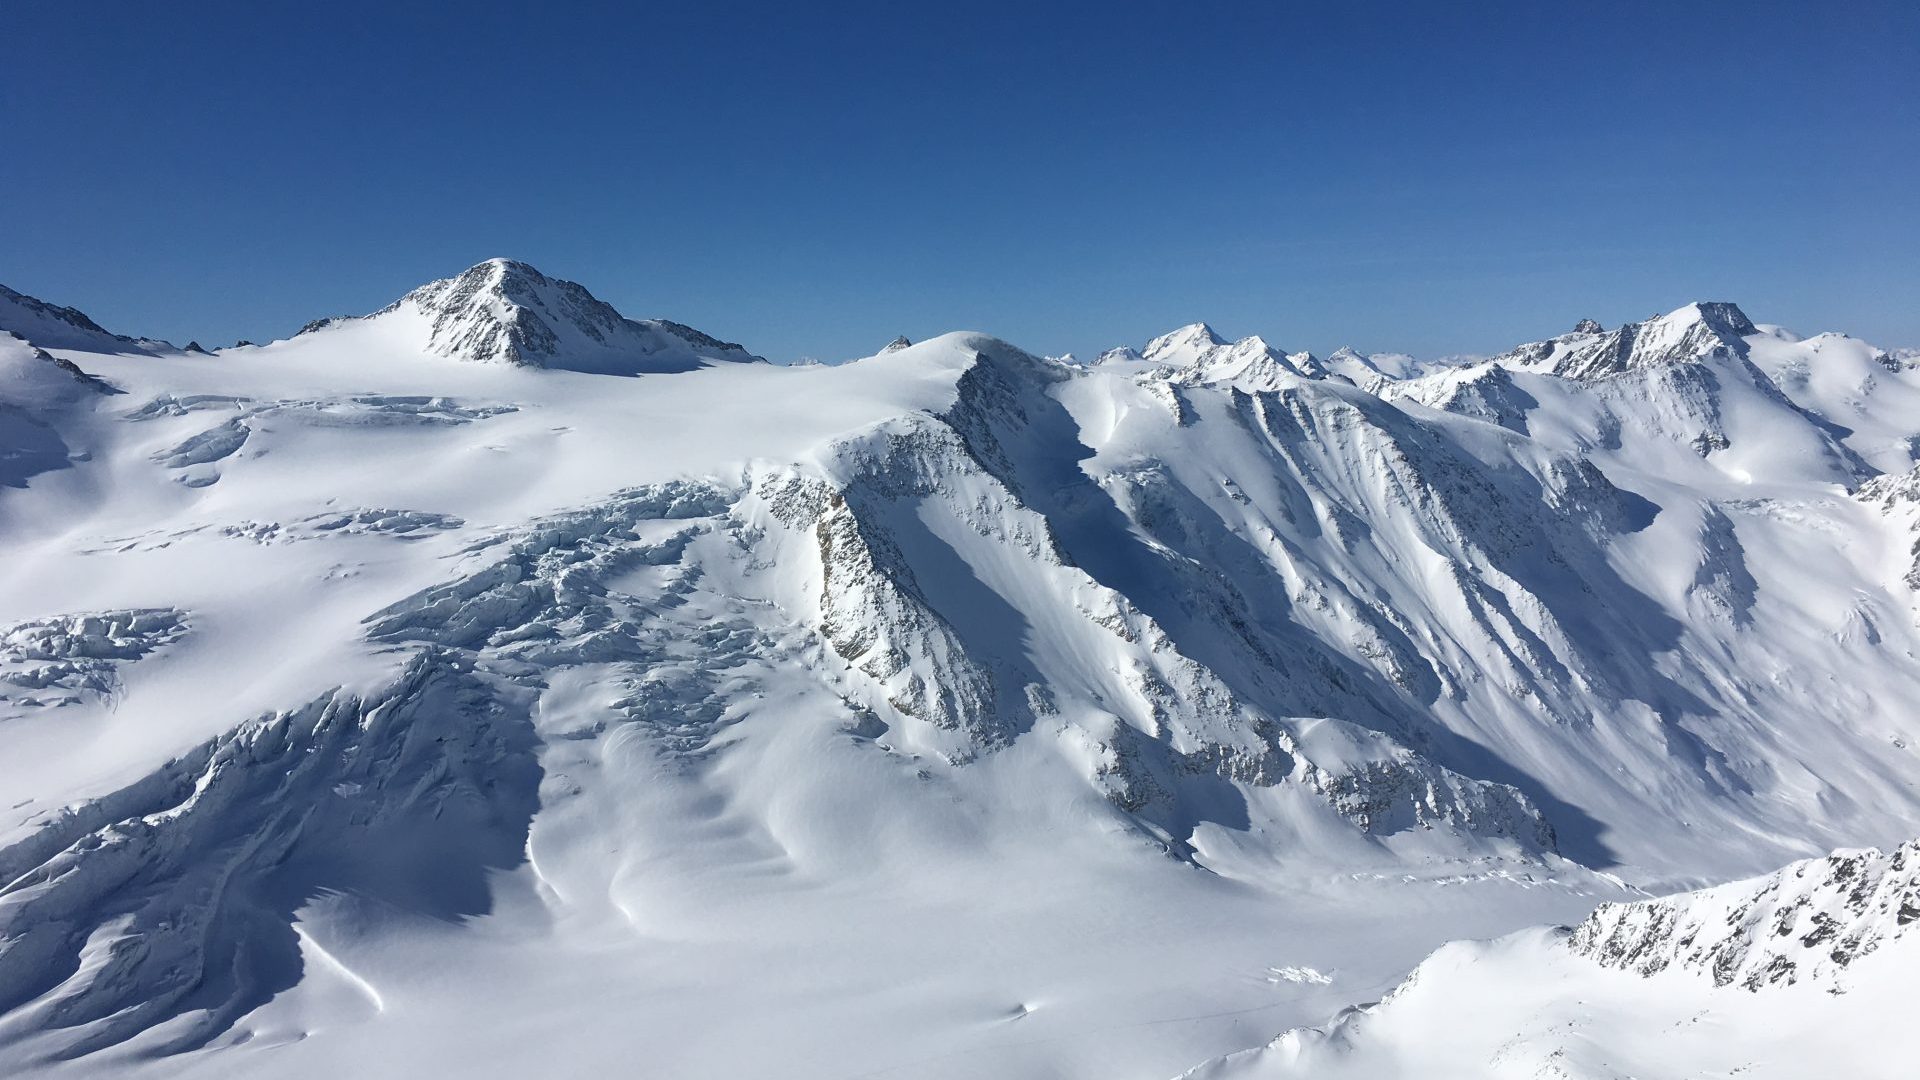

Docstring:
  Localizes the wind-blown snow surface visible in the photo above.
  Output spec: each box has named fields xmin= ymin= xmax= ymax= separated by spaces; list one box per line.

xmin=0 ymin=267 xmax=1917 ymax=1078
xmin=1182 ymin=842 xmax=1920 ymax=1079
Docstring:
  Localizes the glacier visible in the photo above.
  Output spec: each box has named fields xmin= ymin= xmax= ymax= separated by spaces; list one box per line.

xmin=1 ymin=260 xmax=1917 ymax=1078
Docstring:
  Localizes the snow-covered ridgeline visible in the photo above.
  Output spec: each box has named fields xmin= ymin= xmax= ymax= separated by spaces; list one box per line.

xmin=1176 ymin=839 xmax=1920 ymax=1079
xmin=299 ymin=258 xmax=764 ymax=374
xmin=1569 ymin=839 xmax=1920 ymax=990
xmin=0 ymin=653 xmax=537 ymax=1060
xmin=2 ymin=263 xmax=1919 ymax=1077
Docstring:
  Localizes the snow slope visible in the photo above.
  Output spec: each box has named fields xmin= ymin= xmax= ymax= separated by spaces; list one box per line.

xmin=0 ymin=287 xmax=174 ymax=357
xmin=1180 ymin=841 xmax=1920 ymax=1079
xmin=0 ymin=267 xmax=1916 ymax=1077
xmin=295 ymin=258 xmax=765 ymax=374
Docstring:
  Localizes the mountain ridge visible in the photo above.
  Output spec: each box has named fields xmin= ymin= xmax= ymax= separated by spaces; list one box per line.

xmin=297 ymin=258 xmax=766 ymax=374
xmin=1 ymin=267 xmax=1918 ymax=1078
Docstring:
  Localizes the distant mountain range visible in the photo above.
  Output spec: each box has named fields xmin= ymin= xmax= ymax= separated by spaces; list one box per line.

xmin=2 ymin=261 xmax=1916 ymax=1079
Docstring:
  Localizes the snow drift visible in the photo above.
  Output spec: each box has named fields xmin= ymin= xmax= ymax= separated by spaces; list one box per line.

xmin=1 ymin=264 xmax=1917 ymax=1078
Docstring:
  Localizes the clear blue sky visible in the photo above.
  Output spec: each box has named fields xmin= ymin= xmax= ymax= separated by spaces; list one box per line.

xmin=4 ymin=1 xmax=1915 ymax=361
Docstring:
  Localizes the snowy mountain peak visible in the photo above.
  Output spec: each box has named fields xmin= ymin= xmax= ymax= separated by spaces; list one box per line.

xmin=0 ymin=283 xmax=172 ymax=356
xmin=1284 ymin=348 xmax=1328 ymax=380
xmin=1321 ymin=345 xmax=1433 ymax=382
xmin=1147 ymin=329 xmax=1323 ymax=390
xmin=1142 ymin=321 xmax=1227 ymax=364
xmin=1675 ymin=300 xmax=1759 ymax=339
xmin=1506 ymin=300 xmax=1760 ymax=380
xmin=1322 ymin=344 xmax=1416 ymax=385
xmin=310 ymin=259 xmax=765 ymax=374
xmin=6 ymin=270 xmax=1920 ymax=1077
xmin=881 ymin=335 xmax=913 ymax=354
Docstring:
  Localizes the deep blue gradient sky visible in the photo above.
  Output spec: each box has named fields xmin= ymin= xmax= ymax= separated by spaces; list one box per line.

xmin=5 ymin=1 xmax=1916 ymax=361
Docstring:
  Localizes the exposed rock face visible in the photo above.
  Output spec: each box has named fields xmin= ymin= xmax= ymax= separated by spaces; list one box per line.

xmin=310 ymin=259 xmax=765 ymax=374
xmin=1134 ymin=323 xmax=1327 ymax=389
xmin=1569 ymin=840 xmax=1920 ymax=990
xmin=7 ymin=278 xmax=1920 ymax=1073
xmin=1174 ymin=838 xmax=1920 ymax=1080
xmin=1383 ymin=362 xmax=1538 ymax=432
xmin=1860 ymin=466 xmax=1920 ymax=589
xmin=1502 ymin=301 xmax=1760 ymax=381
xmin=0 ymin=285 xmax=172 ymax=355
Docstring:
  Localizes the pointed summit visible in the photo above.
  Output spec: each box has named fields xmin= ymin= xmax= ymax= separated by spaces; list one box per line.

xmin=1511 ymin=301 xmax=1760 ymax=381
xmin=881 ymin=335 xmax=913 ymax=354
xmin=1142 ymin=322 xmax=1227 ymax=366
xmin=307 ymin=259 xmax=764 ymax=375
xmin=1129 ymin=324 xmax=1326 ymax=390
xmin=1686 ymin=301 xmax=1759 ymax=339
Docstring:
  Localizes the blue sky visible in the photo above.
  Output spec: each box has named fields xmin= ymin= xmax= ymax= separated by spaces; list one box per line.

xmin=4 ymin=1 xmax=1916 ymax=361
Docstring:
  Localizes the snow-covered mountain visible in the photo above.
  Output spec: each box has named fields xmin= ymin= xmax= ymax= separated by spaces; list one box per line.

xmin=1181 ymin=841 xmax=1920 ymax=1079
xmin=297 ymin=258 xmax=765 ymax=373
xmin=1 ymin=268 xmax=1917 ymax=1078
xmin=0 ymin=285 xmax=174 ymax=357
xmin=1106 ymin=322 xmax=1332 ymax=388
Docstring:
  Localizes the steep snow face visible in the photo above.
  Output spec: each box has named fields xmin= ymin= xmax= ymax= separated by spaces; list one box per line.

xmin=1179 ymin=840 xmax=1920 ymax=1080
xmin=0 ymin=286 xmax=172 ymax=356
xmin=1498 ymin=301 xmax=1758 ymax=381
xmin=0 ymin=334 xmax=121 ymax=408
xmin=769 ymin=339 xmax=1558 ymax=852
xmin=0 ymin=309 xmax=1620 ymax=1078
xmin=1062 ymin=351 xmax=1920 ymax=882
xmin=1129 ymin=324 xmax=1328 ymax=389
xmin=1747 ymin=330 xmax=1920 ymax=474
xmin=1142 ymin=322 xmax=1230 ymax=366
xmin=0 ymin=653 xmax=539 ymax=1061
xmin=1321 ymin=346 xmax=1428 ymax=387
xmin=1 ymin=274 xmax=1919 ymax=1079
xmin=1859 ymin=466 xmax=1920 ymax=589
xmin=0 ymin=334 xmax=120 ymax=490
xmin=1388 ymin=301 xmax=1879 ymax=491
xmin=1569 ymin=840 xmax=1920 ymax=990
xmin=301 ymin=259 xmax=764 ymax=374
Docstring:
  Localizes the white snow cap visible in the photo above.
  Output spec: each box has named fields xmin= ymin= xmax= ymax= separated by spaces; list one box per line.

xmin=1130 ymin=322 xmax=1328 ymax=389
xmin=1141 ymin=321 xmax=1228 ymax=366
xmin=0 ymin=283 xmax=175 ymax=355
xmin=307 ymin=258 xmax=765 ymax=375
xmin=1513 ymin=300 xmax=1760 ymax=380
